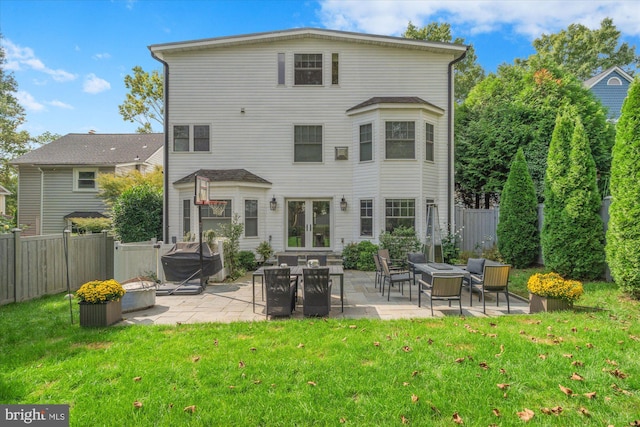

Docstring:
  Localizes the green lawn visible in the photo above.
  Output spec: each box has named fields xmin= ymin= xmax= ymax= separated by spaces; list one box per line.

xmin=1 ymin=276 xmax=638 ymax=426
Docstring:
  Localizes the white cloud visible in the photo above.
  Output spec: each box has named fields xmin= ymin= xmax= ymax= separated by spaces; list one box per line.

xmin=1 ymin=39 xmax=77 ymax=82
xmin=318 ymin=0 xmax=640 ymax=39
xmin=16 ymin=91 xmax=46 ymax=112
xmin=93 ymin=53 xmax=112 ymax=60
xmin=83 ymin=73 xmax=111 ymax=94
xmin=48 ymin=100 xmax=74 ymax=110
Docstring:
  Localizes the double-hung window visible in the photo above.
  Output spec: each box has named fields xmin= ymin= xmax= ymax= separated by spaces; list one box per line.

xmin=360 ymin=199 xmax=373 ymax=236
xmin=172 ymin=125 xmax=210 ymax=152
xmin=74 ymin=168 xmax=98 ymax=191
xmin=183 ymin=199 xmax=191 ymax=236
xmin=425 ymin=122 xmax=435 ymax=161
xmin=294 ymin=125 xmax=323 ymax=162
xmin=173 ymin=125 xmax=189 ymax=152
xmin=385 ymin=199 xmax=415 ymax=232
xmin=359 ymin=123 xmax=372 ymax=162
xmin=385 ymin=121 xmax=415 ymax=159
xmin=294 ymin=54 xmax=322 ymax=85
xmin=245 ymin=200 xmax=258 ymax=237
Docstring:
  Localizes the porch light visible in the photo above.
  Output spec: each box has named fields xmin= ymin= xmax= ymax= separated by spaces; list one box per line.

xmin=270 ymin=196 xmax=277 ymax=211
xmin=340 ymin=196 xmax=348 ymax=211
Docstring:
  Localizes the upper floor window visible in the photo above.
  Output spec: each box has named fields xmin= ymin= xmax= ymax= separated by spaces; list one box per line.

xmin=294 ymin=54 xmax=322 ymax=85
xmin=385 ymin=199 xmax=415 ymax=232
xmin=360 ymin=199 xmax=373 ymax=237
xmin=74 ymin=168 xmax=98 ymax=192
xmin=294 ymin=125 xmax=323 ymax=162
xmin=607 ymin=77 xmax=622 ymax=85
xmin=245 ymin=199 xmax=258 ymax=237
xmin=332 ymin=53 xmax=339 ymax=85
xmin=360 ymin=123 xmax=372 ymax=162
xmin=385 ymin=121 xmax=415 ymax=159
xmin=425 ymin=122 xmax=435 ymax=161
xmin=172 ymin=125 xmax=210 ymax=152
xmin=277 ymin=53 xmax=285 ymax=85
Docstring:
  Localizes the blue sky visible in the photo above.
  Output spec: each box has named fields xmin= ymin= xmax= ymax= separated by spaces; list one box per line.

xmin=2 ymin=0 xmax=639 ymax=137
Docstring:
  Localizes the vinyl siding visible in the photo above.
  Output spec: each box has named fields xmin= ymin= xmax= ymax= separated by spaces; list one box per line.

xmin=162 ymin=36 xmax=455 ymax=250
xmin=590 ymin=71 xmax=631 ymax=120
xmin=17 ymin=166 xmax=43 ymax=236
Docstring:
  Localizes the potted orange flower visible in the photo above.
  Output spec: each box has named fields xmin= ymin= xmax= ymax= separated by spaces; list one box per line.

xmin=527 ymin=272 xmax=583 ymax=313
xmin=76 ymin=279 xmax=126 ymax=327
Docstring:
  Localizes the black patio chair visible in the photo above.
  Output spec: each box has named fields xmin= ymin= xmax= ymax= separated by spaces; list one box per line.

xmin=302 ymin=267 xmax=332 ymax=317
xmin=264 ymin=267 xmax=296 ymax=318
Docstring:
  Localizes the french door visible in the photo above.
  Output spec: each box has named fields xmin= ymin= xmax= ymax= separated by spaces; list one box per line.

xmin=286 ymin=199 xmax=331 ymax=250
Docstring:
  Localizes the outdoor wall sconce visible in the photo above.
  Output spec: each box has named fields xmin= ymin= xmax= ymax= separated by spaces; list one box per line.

xmin=340 ymin=196 xmax=348 ymax=211
xmin=270 ymin=196 xmax=277 ymax=211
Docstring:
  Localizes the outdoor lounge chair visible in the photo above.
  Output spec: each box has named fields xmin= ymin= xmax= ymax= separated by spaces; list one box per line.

xmin=418 ymin=274 xmax=464 ymax=316
xmin=302 ymin=267 xmax=332 ymax=316
xmin=470 ymin=264 xmax=511 ymax=314
xmin=264 ymin=267 xmax=297 ymax=318
xmin=380 ymin=256 xmax=412 ymax=301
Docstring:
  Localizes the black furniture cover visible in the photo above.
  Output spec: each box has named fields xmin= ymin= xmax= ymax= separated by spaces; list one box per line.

xmin=161 ymin=242 xmax=223 ymax=282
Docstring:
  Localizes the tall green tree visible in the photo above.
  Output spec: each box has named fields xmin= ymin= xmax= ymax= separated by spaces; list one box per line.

xmin=403 ymin=21 xmax=485 ymax=103
xmin=530 ymin=18 xmax=638 ymax=79
xmin=111 ymin=183 xmax=162 ymax=243
xmin=118 ymin=66 xmax=164 ymax=133
xmin=606 ymin=78 xmax=640 ymax=298
xmin=497 ymin=148 xmax=539 ymax=268
xmin=96 ymin=166 xmax=163 ymax=207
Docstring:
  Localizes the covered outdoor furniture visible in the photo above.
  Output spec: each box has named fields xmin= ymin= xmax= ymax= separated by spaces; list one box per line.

xmin=380 ymin=256 xmax=412 ymax=301
xmin=264 ymin=267 xmax=297 ymax=318
xmin=302 ymin=267 xmax=332 ymax=316
xmin=470 ymin=264 xmax=511 ymax=314
xmin=157 ymin=242 xmax=223 ymax=295
xmin=418 ymin=274 xmax=464 ymax=316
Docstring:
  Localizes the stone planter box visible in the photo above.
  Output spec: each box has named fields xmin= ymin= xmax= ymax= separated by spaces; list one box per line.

xmin=529 ymin=293 xmax=571 ymax=313
xmin=79 ymin=300 xmax=122 ymax=327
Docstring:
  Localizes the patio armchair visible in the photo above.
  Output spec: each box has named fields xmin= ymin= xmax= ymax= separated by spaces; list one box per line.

xmin=264 ymin=267 xmax=297 ymax=318
xmin=378 ymin=249 xmax=404 ymax=269
xmin=418 ymin=274 xmax=464 ymax=316
xmin=407 ymin=252 xmax=427 ymax=286
xmin=302 ymin=267 xmax=332 ymax=316
xmin=463 ymin=258 xmax=485 ymax=305
xmin=276 ymin=254 xmax=300 ymax=299
xmin=470 ymin=264 xmax=511 ymax=314
xmin=380 ymin=256 xmax=412 ymax=301
xmin=372 ymin=253 xmax=384 ymax=291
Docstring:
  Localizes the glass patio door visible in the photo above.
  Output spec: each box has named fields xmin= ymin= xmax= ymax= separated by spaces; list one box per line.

xmin=286 ymin=199 xmax=331 ymax=250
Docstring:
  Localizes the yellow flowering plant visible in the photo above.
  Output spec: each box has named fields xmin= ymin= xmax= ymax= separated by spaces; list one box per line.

xmin=527 ymin=272 xmax=583 ymax=303
xmin=76 ymin=279 xmax=126 ymax=304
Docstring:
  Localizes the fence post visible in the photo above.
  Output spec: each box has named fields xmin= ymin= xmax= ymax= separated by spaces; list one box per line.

xmin=12 ymin=228 xmax=21 ymax=303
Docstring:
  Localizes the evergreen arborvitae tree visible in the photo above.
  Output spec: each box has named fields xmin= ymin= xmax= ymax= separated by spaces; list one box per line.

xmin=541 ymin=109 xmax=575 ymax=274
xmin=563 ymin=119 xmax=605 ymax=279
xmin=497 ymin=147 xmax=539 ymax=268
xmin=607 ymin=78 xmax=640 ymax=298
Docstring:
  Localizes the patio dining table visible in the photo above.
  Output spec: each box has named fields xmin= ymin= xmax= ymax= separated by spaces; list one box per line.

xmin=252 ymin=265 xmax=345 ymax=313
xmin=408 ymin=262 xmax=471 ymax=287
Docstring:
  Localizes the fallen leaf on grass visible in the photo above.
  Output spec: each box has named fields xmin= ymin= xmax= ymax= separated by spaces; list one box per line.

xmin=411 ymin=394 xmax=419 ymax=403
xmin=402 ymin=346 xmax=412 ymax=352
xmin=579 ymin=407 xmax=591 ymax=417
xmin=517 ymin=408 xmax=535 ymax=422
xmin=563 ymin=354 xmax=573 ymax=359
xmin=609 ymin=369 xmax=627 ymax=379
xmin=403 ymin=382 xmax=410 ymax=386
xmin=495 ymin=344 xmax=505 ymax=357
xmin=401 ymin=415 xmax=409 ymax=424
xmin=538 ymin=354 xmax=547 ymax=360
xmin=213 ymin=339 xmax=218 ymax=346
xmin=559 ymin=384 xmax=574 ymax=396
xmin=133 ymin=376 xmax=142 ymax=382
xmin=571 ymin=327 xmax=578 ymax=333
xmin=452 ymin=412 xmax=464 ymax=424
xmin=307 ymin=381 xmax=317 ymax=386
xmin=349 ymin=325 xmax=357 ymax=329
xmin=427 ymin=338 xmax=434 ymax=345
xmin=611 ymin=383 xmax=632 ymax=395
xmin=572 ymin=361 xmax=584 ymax=367
xmin=479 ymin=362 xmax=490 ymax=370
xmin=373 ymin=342 xmax=380 ymax=347
xmin=584 ymin=391 xmax=596 ymax=399
xmin=133 ymin=400 xmax=143 ymax=408
xmin=586 ymin=343 xmax=594 ymax=348
xmin=455 ymin=357 xmax=465 ymax=363
xmin=192 ymin=356 xmax=200 ymax=363
xmin=606 ymin=358 xmax=618 ymax=366
xmin=411 ymin=370 xmax=419 ymax=377
xmin=492 ymin=408 xmax=501 ymax=417
xmin=297 ymin=343 xmax=305 ymax=348
xmin=253 ymin=380 xmax=262 ymax=384
xmin=184 ymin=405 xmax=196 ymax=413
xmin=497 ymin=383 xmax=509 ymax=390
xmin=238 ymin=360 xmax=245 ymax=368
xmin=250 ymin=347 xmax=257 ymax=352
xmin=339 ymin=417 xmax=346 ymax=423
xmin=570 ymin=373 xmax=584 ymax=381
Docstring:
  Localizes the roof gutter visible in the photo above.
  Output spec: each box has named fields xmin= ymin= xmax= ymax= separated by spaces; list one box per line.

xmin=150 ymin=50 xmax=170 ymax=243
xmin=447 ymin=48 xmax=467 ymax=231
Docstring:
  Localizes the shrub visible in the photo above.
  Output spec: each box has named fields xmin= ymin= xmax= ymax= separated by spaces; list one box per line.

xmin=379 ymin=226 xmax=421 ymax=262
xmin=341 ymin=242 xmax=360 ymax=269
xmin=111 ymin=183 xmax=162 ymax=243
xmin=527 ymin=272 xmax=583 ymax=303
xmin=255 ymin=241 xmax=274 ymax=264
xmin=342 ymin=241 xmax=378 ymax=271
xmin=607 ymin=77 xmax=640 ymax=298
xmin=497 ymin=147 xmax=539 ymax=268
xmin=238 ymin=250 xmax=257 ymax=271
xmin=69 ymin=217 xmax=112 ymax=234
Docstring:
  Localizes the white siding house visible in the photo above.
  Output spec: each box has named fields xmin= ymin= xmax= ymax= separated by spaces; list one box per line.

xmin=149 ymin=28 xmax=467 ymax=254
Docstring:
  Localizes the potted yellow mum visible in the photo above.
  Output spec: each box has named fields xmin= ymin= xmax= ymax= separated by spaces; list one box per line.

xmin=527 ymin=272 xmax=583 ymax=313
xmin=76 ymin=279 xmax=126 ymax=327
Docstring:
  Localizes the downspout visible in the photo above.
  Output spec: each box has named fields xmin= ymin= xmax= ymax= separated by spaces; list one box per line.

xmin=447 ymin=47 xmax=467 ymax=231
xmin=150 ymin=49 xmax=170 ymax=243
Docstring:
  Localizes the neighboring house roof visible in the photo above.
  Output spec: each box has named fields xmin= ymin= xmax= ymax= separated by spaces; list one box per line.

xmin=174 ymin=169 xmax=272 ymax=186
xmin=583 ymin=66 xmax=634 ymax=89
xmin=11 ymin=133 xmax=163 ymax=166
xmin=63 ymin=211 xmax=108 ymax=219
xmin=149 ymin=27 xmax=467 ymax=59
xmin=0 ymin=184 xmax=10 ymax=196
xmin=346 ymin=96 xmax=444 ymax=114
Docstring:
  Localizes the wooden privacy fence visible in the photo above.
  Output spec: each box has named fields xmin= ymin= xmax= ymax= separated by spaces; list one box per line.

xmin=0 ymin=230 xmax=114 ymax=306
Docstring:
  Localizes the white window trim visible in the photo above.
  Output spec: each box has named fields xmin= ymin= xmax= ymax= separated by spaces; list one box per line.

xmin=359 ymin=198 xmax=374 ymax=237
xmin=73 ymin=168 xmax=98 ymax=192
xmin=384 ymin=121 xmax=416 ymax=160
xmin=359 ymin=122 xmax=374 ymax=163
xmin=293 ymin=123 xmax=324 ymax=163
xmin=171 ymin=124 xmax=212 ymax=153
xmin=425 ymin=120 xmax=436 ymax=163
xmin=293 ymin=52 xmax=324 ymax=87
xmin=244 ymin=199 xmax=259 ymax=238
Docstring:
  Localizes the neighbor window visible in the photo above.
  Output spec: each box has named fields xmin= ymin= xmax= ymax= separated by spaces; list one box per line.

xmin=385 ymin=199 xmax=415 ymax=232
xmin=425 ymin=122 xmax=435 ymax=161
xmin=173 ymin=125 xmax=189 ymax=152
xmin=194 ymin=125 xmax=210 ymax=152
xmin=360 ymin=123 xmax=372 ymax=162
xmin=294 ymin=125 xmax=323 ymax=162
xmin=607 ymin=77 xmax=622 ymax=85
xmin=360 ymin=199 xmax=373 ymax=236
xmin=277 ymin=53 xmax=285 ymax=85
xmin=294 ymin=53 xmax=323 ymax=85
xmin=183 ymin=199 xmax=191 ymax=237
xmin=332 ymin=53 xmax=339 ymax=85
xmin=245 ymin=200 xmax=258 ymax=237
xmin=202 ymin=199 xmax=232 ymax=232
xmin=385 ymin=121 xmax=415 ymax=159
xmin=74 ymin=168 xmax=98 ymax=191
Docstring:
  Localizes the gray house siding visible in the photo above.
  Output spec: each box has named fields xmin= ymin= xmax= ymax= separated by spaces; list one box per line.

xmin=16 ymin=166 xmax=43 ymax=236
xmin=590 ymin=71 xmax=632 ymax=120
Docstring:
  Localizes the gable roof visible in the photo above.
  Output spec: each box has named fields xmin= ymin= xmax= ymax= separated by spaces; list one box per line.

xmin=584 ymin=66 xmax=634 ymax=89
xmin=0 ymin=184 xmax=11 ymax=196
xmin=149 ymin=27 xmax=467 ymax=59
xmin=174 ymin=169 xmax=272 ymax=186
xmin=11 ymin=133 xmax=163 ymax=166
xmin=346 ymin=96 xmax=444 ymax=115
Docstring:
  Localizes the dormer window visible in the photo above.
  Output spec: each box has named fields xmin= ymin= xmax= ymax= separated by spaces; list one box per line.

xmin=294 ymin=54 xmax=322 ymax=85
xmin=607 ymin=77 xmax=622 ymax=86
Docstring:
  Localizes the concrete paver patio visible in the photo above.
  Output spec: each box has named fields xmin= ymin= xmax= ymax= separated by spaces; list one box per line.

xmin=121 ymin=270 xmax=529 ymax=325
